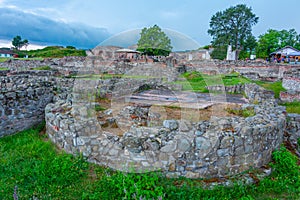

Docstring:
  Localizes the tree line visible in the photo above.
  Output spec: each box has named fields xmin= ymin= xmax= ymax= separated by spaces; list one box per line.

xmin=138 ymin=4 xmax=300 ymax=61
xmin=208 ymin=4 xmax=300 ymax=60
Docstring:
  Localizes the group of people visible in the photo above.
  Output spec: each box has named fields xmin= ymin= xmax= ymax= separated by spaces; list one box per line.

xmin=267 ymin=56 xmax=299 ymax=64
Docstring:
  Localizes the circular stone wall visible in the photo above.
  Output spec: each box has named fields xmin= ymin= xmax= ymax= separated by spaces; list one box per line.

xmin=46 ymin=83 xmax=286 ymax=178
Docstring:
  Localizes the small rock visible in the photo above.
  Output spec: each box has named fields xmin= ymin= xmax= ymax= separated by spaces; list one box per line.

xmin=163 ymin=120 xmax=178 ymax=130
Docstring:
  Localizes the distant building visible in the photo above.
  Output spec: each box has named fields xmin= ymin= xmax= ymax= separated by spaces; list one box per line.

xmin=170 ymin=49 xmax=210 ymax=61
xmin=115 ymin=48 xmax=141 ymax=60
xmin=270 ymin=46 xmax=300 ymax=58
xmin=0 ymin=49 xmax=16 ymax=58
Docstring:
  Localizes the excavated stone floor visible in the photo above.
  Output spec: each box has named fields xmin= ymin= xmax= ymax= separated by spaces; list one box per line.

xmin=127 ymin=89 xmax=248 ymax=109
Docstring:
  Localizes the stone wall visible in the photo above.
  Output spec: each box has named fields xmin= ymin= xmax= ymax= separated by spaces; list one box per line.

xmin=244 ymin=84 xmax=275 ymax=104
xmin=206 ymin=84 xmax=245 ymax=94
xmin=0 ymin=71 xmax=55 ymax=137
xmin=45 ymin=83 xmax=286 ymax=178
xmin=0 ymin=69 xmax=76 ymax=137
xmin=282 ymin=68 xmax=300 ymax=91
xmin=286 ymin=113 xmax=300 ymax=152
xmin=0 ymin=58 xmax=298 ymax=179
xmin=280 ymin=91 xmax=300 ymax=102
xmin=281 ymin=68 xmax=300 ymax=102
xmin=186 ymin=60 xmax=295 ymax=81
xmin=2 ymin=57 xmax=299 ymax=82
xmin=283 ymin=77 xmax=300 ymax=92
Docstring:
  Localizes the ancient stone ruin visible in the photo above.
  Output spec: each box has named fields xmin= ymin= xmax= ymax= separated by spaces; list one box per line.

xmin=0 ymin=56 xmax=300 ymax=179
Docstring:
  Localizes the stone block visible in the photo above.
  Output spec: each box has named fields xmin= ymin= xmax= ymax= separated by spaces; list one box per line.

xmin=160 ymin=140 xmax=177 ymax=153
xmin=176 ymin=136 xmax=191 ymax=152
xmin=163 ymin=120 xmax=178 ymax=130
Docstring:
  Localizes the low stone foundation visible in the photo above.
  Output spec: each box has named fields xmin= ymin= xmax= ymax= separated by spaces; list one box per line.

xmin=1 ymin=57 xmax=299 ymax=178
xmin=286 ymin=113 xmax=300 ymax=152
xmin=280 ymin=91 xmax=300 ymax=102
xmin=281 ymin=68 xmax=300 ymax=102
xmin=45 ymin=84 xmax=287 ymax=178
xmin=206 ymin=84 xmax=245 ymax=94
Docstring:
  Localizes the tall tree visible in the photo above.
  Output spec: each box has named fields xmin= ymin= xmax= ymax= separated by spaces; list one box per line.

xmin=208 ymin=4 xmax=259 ymax=60
xmin=137 ymin=25 xmax=172 ymax=56
xmin=12 ymin=36 xmax=29 ymax=50
xmin=279 ymin=29 xmax=299 ymax=47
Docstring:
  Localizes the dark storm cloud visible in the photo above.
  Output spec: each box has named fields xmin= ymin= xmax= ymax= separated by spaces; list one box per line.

xmin=0 ymin=7 xmax=110 ymax=49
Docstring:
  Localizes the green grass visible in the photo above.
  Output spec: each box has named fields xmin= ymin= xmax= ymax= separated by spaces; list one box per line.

xmin=226 ymin=107 xmax=256 ymax=117
xmin=254 ymin=80 xmax=286 ymax=98
xmin=0 ymin=124 xmax=90 ymax=199
xmin=30 ymin=65 xmax=52 ymax=70
xmin=16 ymin=57 xmax=44 ymax=61
xmin=174 ymin=72 xmax=251 ymax=93
xmin=0 ymin=125 xmax=299 ymax=199
xmin=280 ymin=101 xmax=300 ymax=114
xmin=0 ymin=67 xmax=9 ymax=71
xmin=23 ymin=46 xmax=87 ymax=58
xmin=94 ymin=104 xmax=106 ymax=112
xmin=0 ymin=57 xmax=47 ymax=62
xmin=0 ymin=57 xmax=9 ymax=62
xmin=175 ymin=72 xmax=287 ymax=99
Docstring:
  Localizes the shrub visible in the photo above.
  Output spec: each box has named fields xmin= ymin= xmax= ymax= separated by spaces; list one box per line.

xmin=226 ymin=107 xmax=255 ymax=117
xmin=106 ymin=171 xmax=165 ymax=199
xmin=271 ymin=147 xmax=299 ymax=178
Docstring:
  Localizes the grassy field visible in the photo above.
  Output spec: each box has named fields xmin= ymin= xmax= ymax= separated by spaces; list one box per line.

xmin=0 ymin=125 xmax=299 ymax=199
xmin=0 ymin=67 xmax=9 ymax=71
xmin=254 ymin=80 xmax=286 ymax=98
xmin=24 ymin=46 xmax=87 ymax=58
xmin=175 ymin=72 xmax=251 ymax=93
xmin=0 ymin=57 xmax=45 ymax=63
xmin=0 ymin=58 xmax=9 ymax=62
xmin=175 ymin=72 xmax=300 ymax=114
xmin=280 ymin=101 xmax=300 ymax=114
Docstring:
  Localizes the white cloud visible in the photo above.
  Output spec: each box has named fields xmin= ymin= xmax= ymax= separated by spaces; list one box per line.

xmin=0 ymin=39 xmax=45 ymax=50
xmin=160 ymin=11 xmax=181 ymax=19
xmin=3 ymin=5 xmax=17 ymax=9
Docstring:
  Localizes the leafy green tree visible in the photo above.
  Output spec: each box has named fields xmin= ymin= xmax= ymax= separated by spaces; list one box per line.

xmin=137 ymin=25 xmax=172 ymax=56
xmin=210 ymin=46 xmax=227 ymax=60
xmin=208 ymin=4 xmax=259 ymax=60
xmin=279 ymin=29 xmax=299 ymax=47
xmin=243 ymin=35 xmax=257 ymax=55
xmin=256 ymin=29 xmax=300 ymax=58
xmin=12 ymin=36 xmax=29 ymax=50
xmin=239 ymin=35 xmax=257 ymax=59
xmin=256 ymin=29 xmax=280 ymax=58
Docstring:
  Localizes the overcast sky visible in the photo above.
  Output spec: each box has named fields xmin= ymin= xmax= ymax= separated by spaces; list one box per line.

xmin=0 ymin=0 xmax=300 ymax=49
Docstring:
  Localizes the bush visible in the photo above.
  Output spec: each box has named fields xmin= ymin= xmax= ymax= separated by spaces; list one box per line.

xmin=271 ymin=147 xmax=299 ymax=178
xmin=211 ymin=46 xmax=227 ymax=60
xmin=226 ymin=107 xmax=256 ymax=117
